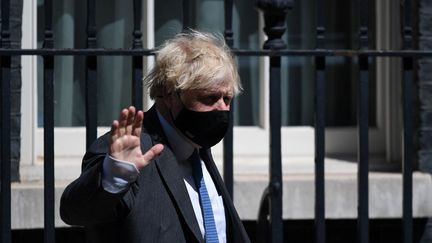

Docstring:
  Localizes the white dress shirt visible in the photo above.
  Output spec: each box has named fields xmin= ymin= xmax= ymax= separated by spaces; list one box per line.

xmin=101 ymin=111 xmax=226 ymax=243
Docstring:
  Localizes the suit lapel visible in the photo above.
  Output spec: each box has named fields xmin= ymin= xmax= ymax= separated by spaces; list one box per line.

xmin=155 ymin=151 xmax=203 ymax=242
xmin=199 ymin=149 xmax=224 ymax=196
xmin=143 ymin=106 xmax=203 ymax=243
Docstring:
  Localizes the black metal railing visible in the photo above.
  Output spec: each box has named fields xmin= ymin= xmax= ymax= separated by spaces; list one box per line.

xmin=357 ymin=0 xmax=370 ymax=242
xmin=223 ymin=0 xmax=235 ymax=199
xmin=402 ymin=0 xmax=415 ymax=242
xmin=314 ymin=0 xmax=326 ymax=242
xmin=85 ymin=0 xmax=98 ymax=148
xmin=41 ymin=0 xmax=55 ymax=242
xmin=0 ymin=0 xmax=12 ymax=242
xmin=0 ymin=0 xmax=429 ymax=243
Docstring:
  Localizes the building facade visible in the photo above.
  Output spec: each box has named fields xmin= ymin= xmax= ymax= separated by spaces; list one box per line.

xmin=2 ymin=0 xmax=432 ymax=242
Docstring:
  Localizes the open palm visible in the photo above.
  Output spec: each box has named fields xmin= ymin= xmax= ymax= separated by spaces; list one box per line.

xmin=109 ymin=106 xmax=163 ymax=170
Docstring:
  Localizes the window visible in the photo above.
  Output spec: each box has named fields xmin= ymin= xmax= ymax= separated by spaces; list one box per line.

xmin=20 ymin=0 xmax=401 ymax=176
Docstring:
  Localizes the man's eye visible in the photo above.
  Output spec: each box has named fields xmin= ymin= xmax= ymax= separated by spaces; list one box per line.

xmin=224 ymin=96 xmax=233 ymax=105
xmin=198 ymin=95 xmax=232 ymax=105
xmin=198 ymin=96 xmax=218 ymax=105
xmin=208 ymin=96 xmax=220 ymax=103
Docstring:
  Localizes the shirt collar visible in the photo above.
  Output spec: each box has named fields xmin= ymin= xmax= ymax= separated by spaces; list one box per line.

xmin=157 ymin=110 xmax=195 ymax=162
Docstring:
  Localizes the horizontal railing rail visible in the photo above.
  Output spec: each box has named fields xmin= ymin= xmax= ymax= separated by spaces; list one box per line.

xmin=0 ymin=48 xmax=432 ymax=57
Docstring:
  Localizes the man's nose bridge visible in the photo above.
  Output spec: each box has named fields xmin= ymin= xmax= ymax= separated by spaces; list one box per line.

xmin=216 ymin=97 xmax=229 ymax=110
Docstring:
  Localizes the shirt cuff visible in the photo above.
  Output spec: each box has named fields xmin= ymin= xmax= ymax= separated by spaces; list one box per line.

xmin=102 ymin=155 xmax=140 ymax=193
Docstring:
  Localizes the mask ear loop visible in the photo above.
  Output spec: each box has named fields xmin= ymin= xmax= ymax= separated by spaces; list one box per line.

xmin=169 ymin=90 xmax=185 ymax=123
xmin=175 ymin=90 xmax=189 ymax=109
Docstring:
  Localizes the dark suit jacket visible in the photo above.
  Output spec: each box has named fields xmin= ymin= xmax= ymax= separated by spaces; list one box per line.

xmin=60 ymin=106 xmax=250 ymax=243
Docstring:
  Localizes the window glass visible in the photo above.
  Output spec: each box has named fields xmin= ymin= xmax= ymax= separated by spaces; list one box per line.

xmin=37 ymin=0 xmax=133 ymax=127
xmin=36 ymin=0 xmax=376 ymax=128
xmin=282 ymin=0 xmax=376 ymax=126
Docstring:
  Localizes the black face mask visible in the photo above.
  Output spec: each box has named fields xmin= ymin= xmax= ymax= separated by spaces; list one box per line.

xmin=173 ymin=106 xmax=230 ymax=149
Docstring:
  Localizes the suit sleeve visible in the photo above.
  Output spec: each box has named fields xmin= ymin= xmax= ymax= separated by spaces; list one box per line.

xmin=60 ymin=133 xmax=138 ymax=227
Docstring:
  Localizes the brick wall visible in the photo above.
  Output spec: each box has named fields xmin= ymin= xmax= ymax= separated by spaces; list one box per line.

xmin=418 ymin=0 xmax=432 ymax=172
xmin=10 ymin=0 xmax=23 ymax=181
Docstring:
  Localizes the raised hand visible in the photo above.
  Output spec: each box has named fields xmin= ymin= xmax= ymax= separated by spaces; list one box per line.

xmin=109 ymin=106 xmax=164 ymax=170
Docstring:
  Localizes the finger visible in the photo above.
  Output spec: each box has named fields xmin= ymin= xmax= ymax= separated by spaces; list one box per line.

xmin=109 ymin=120 xmax=120 ymax=154
xmin=110 ymin=120 xmax=119 ymax=142
xmin=126 ymin=106 xmax=136 ymax=135
xmin=118 ymin=108 xmax=129 ymax=136
xmin=132 ymin=110 xmax=143 ymax=137
xmin=140 ymin=144 xmax=164 ymax=165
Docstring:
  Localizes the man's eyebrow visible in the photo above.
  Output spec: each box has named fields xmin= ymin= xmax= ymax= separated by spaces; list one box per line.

xmin=199 ymin=90 xmax=221 ymax=94
xmin=198 ymin=87 xmax=233 ymax=94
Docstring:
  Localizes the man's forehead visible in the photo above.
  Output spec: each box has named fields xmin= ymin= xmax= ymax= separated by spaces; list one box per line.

xmin=197 ymin=85 xmax=233 ymax=94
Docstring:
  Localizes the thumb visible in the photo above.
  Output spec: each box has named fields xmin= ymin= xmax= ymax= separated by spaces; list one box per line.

xmin=142 ymin=144 xmax=164 ymax=163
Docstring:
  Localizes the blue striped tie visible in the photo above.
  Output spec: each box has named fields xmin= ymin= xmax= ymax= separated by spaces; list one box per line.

xmin=191 ymin=150 xmax=219 ymax=243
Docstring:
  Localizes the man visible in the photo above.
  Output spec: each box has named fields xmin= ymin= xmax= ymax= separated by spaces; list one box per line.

xmin=60 ymin=30 xmax=251 ymax=243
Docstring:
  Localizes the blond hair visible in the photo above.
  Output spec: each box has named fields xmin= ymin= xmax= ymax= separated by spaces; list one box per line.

xmin=145 ymin=30 xmax=241 ymax=99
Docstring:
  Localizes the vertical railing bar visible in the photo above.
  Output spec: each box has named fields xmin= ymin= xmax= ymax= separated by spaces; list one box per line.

xmin=255 ymin=2 xmax=292 ymax=242
xmin=132 ymin=0 xmax=143 ymax=111
xmin=402 ymin=55 xmax=414 ymax=243
xmin=269 ymin=55 xmax=283 ymax=243
xmin=314 ymin=58 xmax=326 ymax=243
xmin=0 ymin=0 xmax=12 ymax=241
xmin=358 ymin=0 xmax=369 ymax=242
xmin=85 ymin=0 xmax=98 ymax=148
xmin=358 ymin=56 xmax=370 ymax=243
xmin=182 ymin=0 xmax=190 ymax=30
xmin=223 ymin=0 xmax=234 ymax=198
xmin=314 ymin=0 xmax=326 ymax=242
xmin=42 ymin=0 xmax=55 ymax=241
xmin=402 ymin=0 xmax=413 ymax=242
xmin=224 ymin=0 xmax=234 ymax=49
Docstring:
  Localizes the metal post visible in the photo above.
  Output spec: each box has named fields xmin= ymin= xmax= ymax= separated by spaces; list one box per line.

xmin=314 ymin=0 xmax=326 ymax=242
xmin=42 ymin=0 xmax=55 ymax=242
xmin=86 ymin=0 xmax=98 ymax=148
xmin=223 ymin=0 xmax=234 ymax=198
xmin=132 ymin=0 xmax=144 ymax=111
xmin=182 ymin=0 xmax=191 ymax=30
xmin=357 ymin=0 xmax=369 ymax=242
xmin=0 ymin=0 xmax=12 ymax=242
xmin=224 ymin=0 xmax=234 ymax=48
xmin=402 ymin=1 xmax=414 ymax=242
xmin=255 ymin=1 xmax=292 ymax=242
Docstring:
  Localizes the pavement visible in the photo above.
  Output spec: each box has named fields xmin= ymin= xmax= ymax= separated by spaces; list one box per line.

xmin=11 ymin=155 xmax=432 ymax=229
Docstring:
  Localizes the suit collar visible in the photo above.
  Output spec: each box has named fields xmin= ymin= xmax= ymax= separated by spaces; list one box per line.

xmin=143 ymin=106 xmax=168 ymax=145
xmin=156 ymin=109 xmax=195 ymax=162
